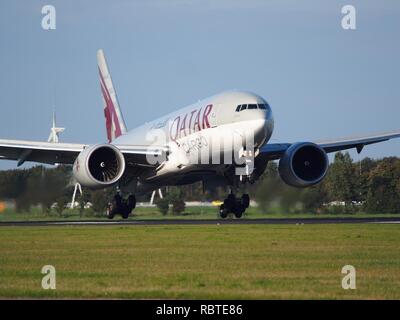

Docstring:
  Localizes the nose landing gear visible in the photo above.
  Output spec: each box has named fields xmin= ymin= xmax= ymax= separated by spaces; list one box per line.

xmin=219 ymin=193 xmax=250 ymax=219
xmin=106 ymin=193 xmax=136 ymax=219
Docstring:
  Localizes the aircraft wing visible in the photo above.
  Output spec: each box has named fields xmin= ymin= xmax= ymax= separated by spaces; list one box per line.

xmin=0 ymin=139 xmax=166 ymax=167
xmin=115 ymin=144 xmax=168 ymax=167
xmin=260 ymin=130 xmax=400 ymax=160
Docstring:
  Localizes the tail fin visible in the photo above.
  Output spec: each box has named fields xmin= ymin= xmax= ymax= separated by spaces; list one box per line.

xmin=97 ymin=49 xmax=127 ymax=142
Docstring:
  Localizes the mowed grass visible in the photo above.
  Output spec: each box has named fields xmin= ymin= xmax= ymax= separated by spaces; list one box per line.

xmin=2 ymin=207 xmax=400 ymax=221
xmin=0 ymin=224 xmax=399 ymax=299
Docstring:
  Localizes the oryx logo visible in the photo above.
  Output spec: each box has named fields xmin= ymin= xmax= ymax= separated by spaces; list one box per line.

xmin=76 ymin=159 xmax=80 ymax=172
xmin=99 ymin=68 xmax=122 ymax=142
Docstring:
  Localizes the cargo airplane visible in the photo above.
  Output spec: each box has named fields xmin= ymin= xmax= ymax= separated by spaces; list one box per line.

xmin=1 ymin=50 xmax=399 ymax=219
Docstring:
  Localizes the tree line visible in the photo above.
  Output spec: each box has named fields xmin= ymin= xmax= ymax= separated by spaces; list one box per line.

xmin=252 ymin=152 xmax=400 ymax=214
xmin=0 ymin=165 xmax=112 ymax=215
xmin=0 ymin=152 xmax=399 ymax=214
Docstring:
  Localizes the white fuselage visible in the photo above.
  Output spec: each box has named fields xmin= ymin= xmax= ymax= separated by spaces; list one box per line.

xmin=113 ymin=91 xmax=274 ymax=189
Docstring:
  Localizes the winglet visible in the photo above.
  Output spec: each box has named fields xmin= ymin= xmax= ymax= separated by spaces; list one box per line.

xmin=97 ymin=49 xmax=128 ymax=142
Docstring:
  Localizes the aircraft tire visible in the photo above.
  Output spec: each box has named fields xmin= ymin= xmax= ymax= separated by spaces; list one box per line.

xmin=219 ymin=204 xmax=228 ymax=219
xmin=121 ymin=207 xmax=130 ymax=219
xmin=233 ymin=204 xmax=245 ymax=218
xmin=224 ymin=194 xmax=236 ymax=212
xmin=127 ymin=194 xmax=136 ymax=212
xmin=242 ymin=194 xmax=250 ymax=209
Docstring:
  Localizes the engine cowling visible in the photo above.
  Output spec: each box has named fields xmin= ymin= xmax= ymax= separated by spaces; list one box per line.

xmin=278 ymin=142 xmax=328 ymax=188
xmin=73 ymin=144 xmax=126 ymax=188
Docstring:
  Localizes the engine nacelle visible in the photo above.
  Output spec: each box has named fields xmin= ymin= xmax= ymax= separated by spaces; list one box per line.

xmin=73 ymin=144 xmax=126 ymax=188
xmin=278 ymin=142 xmax=328 ymax=188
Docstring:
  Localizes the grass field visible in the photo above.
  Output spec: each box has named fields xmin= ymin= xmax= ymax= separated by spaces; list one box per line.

xmin=0 ymin=224 xmax=399 ymax=299
xmin=1 ymin=206 xmax=400 ymax=221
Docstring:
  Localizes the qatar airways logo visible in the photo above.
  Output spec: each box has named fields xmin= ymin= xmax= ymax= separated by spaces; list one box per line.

xmin=169 ymin=104 xmax=213 ymax=142
xmin=145 ymin=103 xmax=255 ymax=177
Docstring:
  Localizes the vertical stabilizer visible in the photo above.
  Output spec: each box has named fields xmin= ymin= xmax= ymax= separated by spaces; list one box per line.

xmin=97 ymin=49 xmax=128 ymax=142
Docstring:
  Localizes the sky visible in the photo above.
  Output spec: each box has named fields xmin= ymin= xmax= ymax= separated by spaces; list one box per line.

xmin=0 ymin=0 xmax=399 ymax=169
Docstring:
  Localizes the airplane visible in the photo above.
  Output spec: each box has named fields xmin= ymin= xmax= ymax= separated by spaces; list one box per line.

xmin=0 ymin=49 xmax=399 ymax=219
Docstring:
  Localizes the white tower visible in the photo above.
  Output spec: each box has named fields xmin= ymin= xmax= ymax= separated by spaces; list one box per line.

xmin=48 ymin=110 xmax=65 ymax=143
xmin=150 ymin=189 xmax=164 ymax=205
xmin=70 ymin=182 xmax=83 ymax=209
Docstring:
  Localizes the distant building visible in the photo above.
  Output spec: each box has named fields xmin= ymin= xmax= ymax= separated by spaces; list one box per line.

xmin=0 ymin=199 xmax=16 ymax=212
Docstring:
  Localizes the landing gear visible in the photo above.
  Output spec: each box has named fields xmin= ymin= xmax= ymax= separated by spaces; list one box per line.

xmin=219 ymin=204 xmax=228 ymax=218
xmin=242 ymin=194 xmax=250 ymax=209
xmin=106 ymin=193 xmax=136 ymax=219
xmin=219 ymin=193 xmax=250 ymax=219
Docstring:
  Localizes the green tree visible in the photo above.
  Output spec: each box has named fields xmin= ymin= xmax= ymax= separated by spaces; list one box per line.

xmin=254 ymin=162 xmax=280 ymax=212
xmin=169 ymin=187 xmax=186 ymax=215
xmin=56 ymin=193 xmax=69 ymax=216
xmin=325 ymin=152 xmax=357 ymax=211
xmin=78 ymin=190 xmax=91 ymax=217
xmin=355 ymin=157 xmax=377 ymax=203
xmin=301 ymin=184 xmax=328 ymax=214
xmin=91 ymin=189 xmax=112 ymax=215
xmin=364 ymin=157 xmax=400 ymax=213
xmin=156 ymin=197 xmax=170 ymax=215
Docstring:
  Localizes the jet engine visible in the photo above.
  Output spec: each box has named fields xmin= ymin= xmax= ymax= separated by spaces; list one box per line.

xmin=73 ymin=144 xmax=126 ymax=188
xmin=278 ymin=142 xmax=328 ymax=188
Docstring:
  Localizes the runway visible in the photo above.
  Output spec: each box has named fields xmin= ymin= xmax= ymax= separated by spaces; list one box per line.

xmin=1 ymin=217 xmax=400 ymax=227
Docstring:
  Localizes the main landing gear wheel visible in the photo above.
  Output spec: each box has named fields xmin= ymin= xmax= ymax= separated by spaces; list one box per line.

xmin=233 ymin=203 xmax=245 ymax=218
xmin=242 ymin=194 xmax=250 ymax=209
xmin=219 ymin=193 xmax=249 ymax=219
xmin=219 ymin=204 xmax=228 ymax=219
xmin=107 ymin=194 xmax=136 ymax=219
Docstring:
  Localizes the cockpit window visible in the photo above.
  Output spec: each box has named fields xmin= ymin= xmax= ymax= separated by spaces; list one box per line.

xmin=258 ymin=103 xmax=270 ymax=110
xmin=237 ymin=103 xmax=270 ymax=112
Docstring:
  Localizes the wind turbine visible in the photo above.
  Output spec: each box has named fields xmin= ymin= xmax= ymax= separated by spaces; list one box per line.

xmin=48 ymin=109 xmax=65 ymax=143
xmin=47 ymin=107 xmax=81 ymax=208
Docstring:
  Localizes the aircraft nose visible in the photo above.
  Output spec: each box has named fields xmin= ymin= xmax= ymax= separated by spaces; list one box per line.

xmin=255 ymin=107 xmax=274 ymax=146
xmin=264 ymin=108 xmax=274 ymax=143
xmin=233 ymin=101 xmax=274 ymax=147
xmin=250 ymin=114 xmax=269 ymax=147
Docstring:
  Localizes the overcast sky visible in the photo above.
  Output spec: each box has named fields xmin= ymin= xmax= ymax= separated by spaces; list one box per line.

xmin=0 ymin=0 xmax=399 ymax=169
